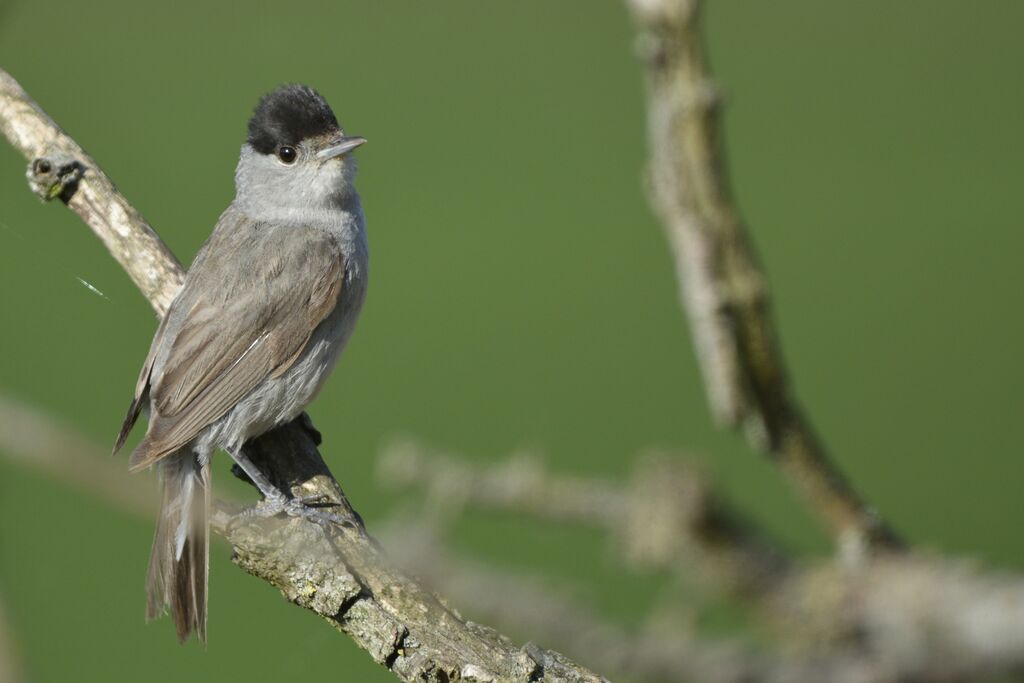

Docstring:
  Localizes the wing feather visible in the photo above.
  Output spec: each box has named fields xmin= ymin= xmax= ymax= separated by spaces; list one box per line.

xmin=119 ymin=217 xmax=344 ymax=471
xmin=113 ymin=306 xmax=172 ymax=454
xmin=130 ymin=334 xmax=275 ymax=470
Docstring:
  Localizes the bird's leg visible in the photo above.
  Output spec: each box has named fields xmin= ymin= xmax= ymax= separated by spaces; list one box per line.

xmin=226 ymin=445 xmax=288 ymax=502
xmin=225 ymin=446 xmax=349 ymax=528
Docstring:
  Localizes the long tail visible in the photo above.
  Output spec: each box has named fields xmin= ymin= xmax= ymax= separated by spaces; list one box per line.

xmin=146 ymin=451 xmax=210 ymax=643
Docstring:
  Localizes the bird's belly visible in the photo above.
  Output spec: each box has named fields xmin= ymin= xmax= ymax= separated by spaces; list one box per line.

xmin=243 ymin=335 xmax=343 ymax=432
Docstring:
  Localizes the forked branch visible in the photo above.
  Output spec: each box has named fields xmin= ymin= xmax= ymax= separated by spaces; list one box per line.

xmin=625 ymin=0 xmax=901 ymax=552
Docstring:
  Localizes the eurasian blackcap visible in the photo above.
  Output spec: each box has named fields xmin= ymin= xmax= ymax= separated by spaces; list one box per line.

xmin=112 ymin=84 xmax=368 ymax=643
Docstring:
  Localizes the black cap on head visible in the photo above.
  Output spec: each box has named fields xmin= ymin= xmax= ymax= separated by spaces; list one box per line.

xmin=247 ymin=84 xmax=340 ymax=154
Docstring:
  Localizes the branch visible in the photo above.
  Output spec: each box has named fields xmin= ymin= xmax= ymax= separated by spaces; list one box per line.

xmin=0 ymin=392 xmax=154 ymax=517
xmin=8 ymin=393 xmax=1024 ymax=683
xmin=379 ymin=439 xmax=789 ymax=599
xmin=380 ymin=519 xmax=764 ymax=683
xmin=378 ymin=457 xmax=1024 ymax=683
xmin=624 ymin=0 xmax=901 ymax=552
xmin=0 ymin=73 xmax=182 ymax=314
xmin=0 ymin=68 xmax=606 ymax=683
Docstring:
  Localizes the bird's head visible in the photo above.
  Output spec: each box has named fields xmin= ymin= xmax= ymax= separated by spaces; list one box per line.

xmin=235 ymin=84 xmax=365 ymax=212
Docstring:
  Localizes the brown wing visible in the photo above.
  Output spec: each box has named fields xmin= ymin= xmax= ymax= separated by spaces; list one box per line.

xmin=112 ymin=310 xmax=171 ymax=454
xmin=118 ymin=220 xmax=344 ymax=472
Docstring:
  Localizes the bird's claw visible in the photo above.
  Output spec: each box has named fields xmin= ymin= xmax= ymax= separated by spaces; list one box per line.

xmin=230 ymin=494 xmax=353 ymax=529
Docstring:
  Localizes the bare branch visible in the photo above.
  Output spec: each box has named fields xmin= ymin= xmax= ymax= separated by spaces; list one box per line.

xmin=0 ymin=68 xmax=605 ymax=683
xmin=379 ymin=439 xmax=788 ymax=599
xmin=383 ymin=515 xmax=1024 ymax=683
xmin=774 ymin=556 xmax=1024 ymax=683
xmin=624 ymin=0 xmax=901 ymax=552
xmin=0 ymin=71 xmax=182 ymax=314
xmin=6 ymin=390 xmax=1024 ymax=683
xmin=381 ymin=519 xmax=764 ymax=683
xmin=378 ymin=441 xmax=1024 ymax=681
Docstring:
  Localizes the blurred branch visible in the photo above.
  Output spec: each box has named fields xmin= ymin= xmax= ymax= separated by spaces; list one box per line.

xmin=485 ymin=550 xmax=1024 ymax=683
xmin=379 ymin=446 xmax=1024 ymax=683
xmin=0 ymin=593 xmax=27 ymax=683
xmin=6 ymin=391 xmax=1024 ymax=683
xmin=0 ymin=68 xmax=604 ymax=683
xmin=380 ymin=439 xmax=789 ymax=599
xmin=0 ymin=392 xmax=154 ymax=516
xmin=380 ymin=518 xmax=764 ymax=683
xmin=772 ymin=555 xmax=1024 ymax=683
xmin=624 ymin=0 xmax=901 ymax=553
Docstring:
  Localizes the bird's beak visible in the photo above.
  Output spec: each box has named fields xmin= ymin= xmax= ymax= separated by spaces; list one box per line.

xmin=316 ymin=135 xmax=367 ymax=160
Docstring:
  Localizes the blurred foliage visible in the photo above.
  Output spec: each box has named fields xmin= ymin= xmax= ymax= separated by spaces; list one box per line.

xmin=0 ymin=1 xmax=1022 ymax=681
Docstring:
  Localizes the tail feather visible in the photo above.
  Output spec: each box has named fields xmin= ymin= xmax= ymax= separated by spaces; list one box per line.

xmin=146 ymin=452 xmax=209 ymax=643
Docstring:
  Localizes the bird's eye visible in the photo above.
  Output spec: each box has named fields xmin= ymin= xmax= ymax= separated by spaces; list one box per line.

xmin=277 ymin=146 xmax=297 ymax=164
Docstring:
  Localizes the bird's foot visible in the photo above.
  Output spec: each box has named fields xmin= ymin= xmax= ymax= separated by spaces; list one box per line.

xmin=232 ymin=493 xmax=355 ymax=529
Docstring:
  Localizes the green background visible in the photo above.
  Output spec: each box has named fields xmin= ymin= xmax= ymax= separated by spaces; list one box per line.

xmin=1 ymin=2 xmax=1022 ymax=681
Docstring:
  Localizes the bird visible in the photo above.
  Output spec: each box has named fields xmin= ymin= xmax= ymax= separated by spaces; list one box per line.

xmin=112 ymin=84 xmax=369 ymax=643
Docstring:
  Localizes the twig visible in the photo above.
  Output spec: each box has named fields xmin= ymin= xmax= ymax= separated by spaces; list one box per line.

xmin=0 ymin=68 xmax=605 ymax=683
xmin=624 ymin=0 xmax=901 ymax=552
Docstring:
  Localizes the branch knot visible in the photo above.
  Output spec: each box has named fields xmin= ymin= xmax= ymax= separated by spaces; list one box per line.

xmin=27 ymin=153 xmax=85 ymax=203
